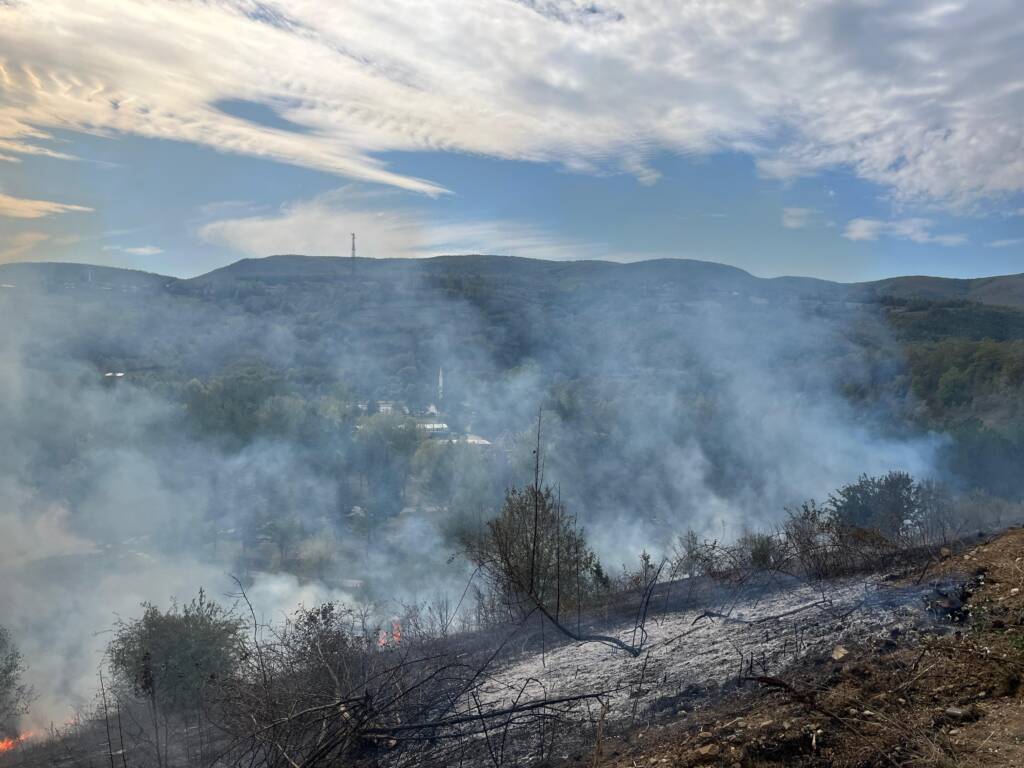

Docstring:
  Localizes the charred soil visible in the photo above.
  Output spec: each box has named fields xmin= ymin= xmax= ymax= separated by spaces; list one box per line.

xmin=569 ymin=529 xmax=1024 ymax=768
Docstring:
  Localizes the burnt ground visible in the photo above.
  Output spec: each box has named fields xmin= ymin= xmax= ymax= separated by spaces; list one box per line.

xmin=563 ymin=528 xmax=1024 ymax=768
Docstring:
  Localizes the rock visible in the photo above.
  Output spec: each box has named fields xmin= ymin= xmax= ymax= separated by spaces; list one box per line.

xmin=695 ymin=743 xmax=720 ymax=761
xmin=1010 ymin=588 xmax=1020 ymax=596
xmin=831 ymin=645 xmax=849 ymax=661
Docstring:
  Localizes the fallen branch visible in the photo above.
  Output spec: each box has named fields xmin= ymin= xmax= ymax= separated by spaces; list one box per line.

xmin=360 ymin=690 xmax=612 ymax=736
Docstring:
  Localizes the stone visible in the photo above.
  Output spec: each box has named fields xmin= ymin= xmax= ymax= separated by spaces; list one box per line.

xmin=695 ymin=743 xmax=720 ymax=760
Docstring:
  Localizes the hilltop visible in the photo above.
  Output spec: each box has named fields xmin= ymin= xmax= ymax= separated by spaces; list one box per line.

xmin=5 ymin=253 xmax=1024 ymax=308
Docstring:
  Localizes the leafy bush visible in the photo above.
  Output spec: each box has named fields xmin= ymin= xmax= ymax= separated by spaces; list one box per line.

xmin=0 ymin=626 xmax=29 ymax=732
xmin=462 ymin=484 xmax=607 ymax=623
xmin=108 ymin=591 xmax=245 ymax=714
xmin=828 ymin=471 xmax=921 ymax=541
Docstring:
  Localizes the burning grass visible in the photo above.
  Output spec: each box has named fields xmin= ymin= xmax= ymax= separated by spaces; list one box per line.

xmin=0 ymin=732 xmax=33 ymax=755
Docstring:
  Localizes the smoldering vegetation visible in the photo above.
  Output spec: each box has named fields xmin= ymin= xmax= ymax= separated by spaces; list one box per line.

xmin=1 ymin=474 xmax=1008 ymax=768
xmin=0 ymin=255 xmax=1021 ymax=765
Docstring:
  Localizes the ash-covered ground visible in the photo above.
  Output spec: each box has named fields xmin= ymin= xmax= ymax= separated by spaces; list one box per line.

xmin=476 ymin=575 xmax=952 ymax=723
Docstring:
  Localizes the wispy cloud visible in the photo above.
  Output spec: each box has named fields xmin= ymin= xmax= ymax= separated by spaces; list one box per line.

xmin=0 ymin=1 xmax=1022 ymax=208
xmin=0 ymin=192 xmax=92 ymax=219
xmin=103 ymin=244 xmax=163 ymax=256
xmin=781 ymin=207 xmax=817 ymax=230
xmin=842 ymin=218 xmax=968 ymax=247
xmin=0 ymin=231 xmax=50 ymax=263
xmin=199 ymin=186 xmax=599 ymax=261
xmin=987 ymin=238 xmax=1024 ymax=249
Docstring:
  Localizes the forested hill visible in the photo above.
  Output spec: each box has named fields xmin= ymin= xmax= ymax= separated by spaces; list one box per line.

xmin=181 ymin=254 xmax=1024 ymax=308
xmin=4 ymin=254 xmax=1024 ymax=498
xmin=7 ymin=253 xmax=1024 ymax=307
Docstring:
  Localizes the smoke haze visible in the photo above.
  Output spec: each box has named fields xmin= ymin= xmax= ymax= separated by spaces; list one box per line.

xmin=0 ymin=255 xmax=944 ymax=726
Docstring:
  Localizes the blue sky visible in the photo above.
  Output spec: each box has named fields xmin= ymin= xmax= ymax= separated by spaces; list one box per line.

xmin=1 ymin=0 xmax=1023 ymax=282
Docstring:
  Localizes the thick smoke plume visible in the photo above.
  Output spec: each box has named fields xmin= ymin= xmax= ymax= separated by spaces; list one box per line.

xmin=0 ymin=256 xmax=943 ymax=727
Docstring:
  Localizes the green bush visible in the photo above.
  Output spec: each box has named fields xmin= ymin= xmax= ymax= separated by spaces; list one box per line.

xmin=0 ymin=626 xmax=29 ymax=731
xmin=108 ymin=591 xmax=244 ymax=713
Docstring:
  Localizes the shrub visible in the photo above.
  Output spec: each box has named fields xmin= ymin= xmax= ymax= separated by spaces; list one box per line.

xmin=461 ymin=484 xmax=606 ymax=623
xmin=108 ymin=591 xmax=244 ymax=714
xmin=0 ymin=626 xmax=29 ymax=732
xmin=828 ymin=471 xmax=921 ymax=541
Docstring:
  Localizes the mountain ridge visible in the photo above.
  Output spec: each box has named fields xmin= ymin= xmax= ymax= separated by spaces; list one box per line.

xmin=4 ymin=254 xmax=1024 ymax=308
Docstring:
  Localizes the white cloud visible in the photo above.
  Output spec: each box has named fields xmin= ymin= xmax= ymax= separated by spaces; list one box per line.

xmin=781 ymin=207 xmax=817 ymax=229
xmin=0 ymin=1 xmax=1020 ymax=208
xmin=199 ymin=186 xmax=599 ymax=261
xmin=842 ymin=217 xmax=967 ymax=246
xmin=987 ymin=238 xmax=1024 ymax=248
xmin=0 ymin=192 xmax=92 ymax=219
xmin=103 ymin=244 xmax=163 ymax=256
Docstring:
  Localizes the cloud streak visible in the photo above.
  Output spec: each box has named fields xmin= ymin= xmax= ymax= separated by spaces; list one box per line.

xmin=0 ymin=1 xmax=1021 ymax=207
xmin=0 ymin=192 xmax=92 ymax=219
xmin=986 ymin=238 xmax=1024 ymax=249
xmin=103 ymin=244 xmax=163 ymax=256
xmin=0 ymin=231 xmax=50 ymax=263
xmin=199 ymin=186 xmax=600 ymax=261
xmin=843 ymin=217 xmax=968 ymax=247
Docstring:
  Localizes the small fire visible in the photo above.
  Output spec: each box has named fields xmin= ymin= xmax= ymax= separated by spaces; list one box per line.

xmin=376 ymin=621 xmax=402 ymax=650
xmin=0 ymin=732 xmax=34 ymax=754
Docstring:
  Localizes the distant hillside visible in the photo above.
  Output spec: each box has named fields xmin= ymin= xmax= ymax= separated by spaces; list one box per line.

xmin=191 ymin=254 xmax=804 ymax=300
xmin=5 ymin=253 xmax=1024 ymax=499
xmin=0 ymin=260 xmax=169 ymax=291
xmin=5 ymin=254 xmax=1024 ymax=308
xmin=861 ymin=273 xmax=1024 ymax=308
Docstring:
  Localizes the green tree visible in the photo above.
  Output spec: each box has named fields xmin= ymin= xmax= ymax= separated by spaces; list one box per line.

xmin=354 ymin=413 xmax=420 ymax=514
xmin=937 ymin=367 xmax=970 ymax=407
xmin=462 ymin=485 xmax=604 ymax=621
xmin=0 ymin=626 xmax=29 ymax=732
xmin=828 ymin=471 xmax=921 ymax=540
xmin=109 ymin=592 xmax=244 ymax=715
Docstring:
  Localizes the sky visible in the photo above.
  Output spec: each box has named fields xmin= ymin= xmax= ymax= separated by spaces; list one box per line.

xmin=1 ymin=0 xmax=1023 ymax=282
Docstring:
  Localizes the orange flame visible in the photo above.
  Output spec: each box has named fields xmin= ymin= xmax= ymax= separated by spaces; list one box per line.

xmin=0 ymin=732 xmax=35 ymax=753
